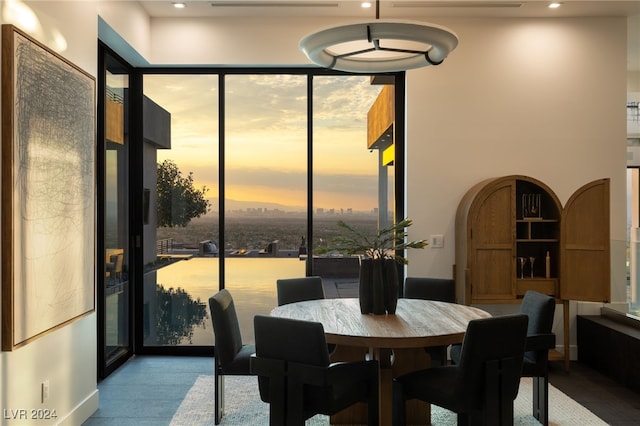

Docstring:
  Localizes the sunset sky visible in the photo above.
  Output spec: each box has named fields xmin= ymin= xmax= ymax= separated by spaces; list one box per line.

xmin=144 ymin=74 xmax=387 ymax=212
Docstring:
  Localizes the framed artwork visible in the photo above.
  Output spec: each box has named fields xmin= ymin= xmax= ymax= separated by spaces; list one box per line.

xmin=1 ymin=25 xmax=95 ymax=351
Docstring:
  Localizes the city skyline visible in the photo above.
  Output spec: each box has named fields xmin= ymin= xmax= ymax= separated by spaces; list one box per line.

xmin=196 ymin=202 xmax=383 ymax=217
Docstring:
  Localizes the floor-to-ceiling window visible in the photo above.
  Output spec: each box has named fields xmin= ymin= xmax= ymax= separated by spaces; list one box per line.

xmin=627 ymin=14 xmax=640 ymax=317
xmin=311 ymin=75 xmax=391 ymax=293
xmin=98 ymin=66 xmax=403 ymax=360
xmin=223 ymin=74 xmax=308 ymax=341
xmin=142 ymin=74 xmax=220 ymax=349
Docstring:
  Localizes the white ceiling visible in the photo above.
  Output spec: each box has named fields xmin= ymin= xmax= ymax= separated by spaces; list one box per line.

xmin=137 ymin=0 xmax=640 ymax=70
xmin=139 ymin=1 xmax=640 ymax=19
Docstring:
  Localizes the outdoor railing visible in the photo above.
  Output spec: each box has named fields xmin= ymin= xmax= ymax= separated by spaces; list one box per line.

xmin=157 ymin=238 xmax=174 ymax=254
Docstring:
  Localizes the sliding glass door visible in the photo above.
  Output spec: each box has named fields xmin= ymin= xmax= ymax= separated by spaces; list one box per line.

xmin=98 ymin=46 xmax=133 ymax=377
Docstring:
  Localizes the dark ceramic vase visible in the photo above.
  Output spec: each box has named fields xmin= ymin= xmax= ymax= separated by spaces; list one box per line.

xmin=371 ymin=259 xmax=386 ymax=315
xmin=383 ymin=259 xmax=399 ymax=315
xmin=358 ymin=258 xmax=373 ymax=314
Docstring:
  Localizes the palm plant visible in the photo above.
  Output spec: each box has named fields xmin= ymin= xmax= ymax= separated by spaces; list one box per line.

xmin=319 ymin=218 xmax=428 ymax=264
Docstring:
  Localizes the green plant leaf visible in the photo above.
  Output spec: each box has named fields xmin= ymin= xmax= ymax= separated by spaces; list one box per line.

xmin=318 ymin=217 xmax=428 ymax=264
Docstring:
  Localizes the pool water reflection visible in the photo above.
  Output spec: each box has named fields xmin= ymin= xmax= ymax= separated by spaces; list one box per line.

xmin=147 ymin=257 xmax=306 ymax=346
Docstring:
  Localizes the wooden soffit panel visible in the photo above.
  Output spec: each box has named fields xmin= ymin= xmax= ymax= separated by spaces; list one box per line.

xmin=367 ymin=84 xmax=394 ymax=150
xmin=106 ymin=97 xmax=124 ymax=144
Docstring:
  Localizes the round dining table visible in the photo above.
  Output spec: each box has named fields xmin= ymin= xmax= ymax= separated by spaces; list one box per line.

xmin=271 ymin=297 xmax=491 ymax=425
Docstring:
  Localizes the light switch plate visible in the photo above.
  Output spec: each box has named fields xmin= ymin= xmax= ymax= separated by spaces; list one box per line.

xmin=430 ymin=234 xmax=444 ymax=248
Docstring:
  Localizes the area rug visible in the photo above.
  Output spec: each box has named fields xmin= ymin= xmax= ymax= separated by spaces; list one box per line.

xmin=170 ymin=375 xmax=607 ymax=425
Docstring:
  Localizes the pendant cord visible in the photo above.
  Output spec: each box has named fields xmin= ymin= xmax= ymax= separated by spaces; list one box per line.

xmin=376 ymin=0 xmax=380 ymax=19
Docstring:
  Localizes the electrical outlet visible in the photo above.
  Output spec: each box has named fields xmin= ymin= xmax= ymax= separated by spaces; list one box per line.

xmin=42 ymin=380 xmax=49 ymax=403
xmin=430 ymin=234 xmax=444 ymax=248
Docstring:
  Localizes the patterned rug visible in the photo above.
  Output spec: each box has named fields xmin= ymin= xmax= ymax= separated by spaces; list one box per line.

xmin=170 ymin=375 xmax=607 ymax=426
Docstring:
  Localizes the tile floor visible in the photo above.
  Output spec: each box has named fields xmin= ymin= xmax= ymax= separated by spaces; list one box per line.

xmin=83 ymin=356 xmax=640 ymax=425
xmin=83 ymin=356 xmax=212 ymax=425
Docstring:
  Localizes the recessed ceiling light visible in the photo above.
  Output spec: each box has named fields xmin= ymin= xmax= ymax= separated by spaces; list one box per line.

xmin=548 ymin=2 xmax=562 ymax=8
xmin=362 ymin=1 xmax=372 ymax=8
xmin=173 ymin=2 xmax=186 ymax=8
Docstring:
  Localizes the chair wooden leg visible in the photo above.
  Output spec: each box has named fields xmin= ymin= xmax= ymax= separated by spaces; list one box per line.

xmin=457 ymin=413 xmax=469 ymax=426
xmin=368 ymin=379 xmax=379 ymax=426
xmin=457 ymin=412 xmax=483 ymax=426
xmin=392 ymin=381 xmax=403 ymax=426
xmin=498 ymin=402 xmax=515 ymax=426
xmin=532 ymin=375 xmax=549 ymax=426
xmin=286 ymin=380 xmax=306 ymax=425
xmin=480 ymin=402 xmax=515 ymax=426
xmin=215 ymin=370 xmax=224 ymax=425
xmin=268 ymin=374 xmax=288 ymax=426
xmin=482 ymin=358 xmax=517 ymax=426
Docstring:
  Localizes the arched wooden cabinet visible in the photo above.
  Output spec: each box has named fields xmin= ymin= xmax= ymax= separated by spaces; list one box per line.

xmin=455 ymin=175 xmax=610 ymax=368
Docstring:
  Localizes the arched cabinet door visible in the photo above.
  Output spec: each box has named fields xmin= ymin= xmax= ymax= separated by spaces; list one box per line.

xmin=456 ymin=175 xmax=563 ymax=304
xmin=466 ymin=178 xmax=515 ymax=302
xmin=560 ymin=178 xmax=611 ymax=302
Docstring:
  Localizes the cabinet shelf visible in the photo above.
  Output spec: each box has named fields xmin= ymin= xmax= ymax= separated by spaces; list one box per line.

xmin=516 ymin=277 xmax=556 ymax=280
xmin=516 ymin=218 xmax=559 ymax=241
xmin=516 ymin=278 xmax=557 ymax=296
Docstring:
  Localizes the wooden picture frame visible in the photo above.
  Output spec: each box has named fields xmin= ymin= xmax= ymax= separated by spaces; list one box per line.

xmin=1 ymin=25 xmax=95 ymax=351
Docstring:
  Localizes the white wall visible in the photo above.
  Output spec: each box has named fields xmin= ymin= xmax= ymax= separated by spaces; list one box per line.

xmin=96 ymin=0 xmax=151 ymax=65
xmin=150 ymin=16 xmax=352 ymax=66
xmin=405 ymin=17 xmax=626 ymax=279
xmin=0 ymin=1 xmax=139 ymax=424
xmin=0 ymin=0 xmax=99 ymax=423
xmin=631 ymin=71 xmax=640 ymax=92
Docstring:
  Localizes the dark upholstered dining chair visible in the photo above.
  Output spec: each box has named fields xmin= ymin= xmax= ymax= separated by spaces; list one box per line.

xmin=276 ymin=276 xmax=325 ymax=306
xmin=276 ymin=276 xmax=335 ymax=354
xmin=519 ymin=290 xmax=556 ymax=425
xmin=251 ymin=315 xmax=379 ymax=426
xmin=394 ymin=314 xmax=529 ymax=426
xmin=403 ymin=277 xmax=455 ymax=303
xmin=209 ymin=289 xmax=255 ymax=425
xmin=450 ymin=290 xmax=556 ymax=425
xmin=403 ymin=277 xmax=456 ymax=366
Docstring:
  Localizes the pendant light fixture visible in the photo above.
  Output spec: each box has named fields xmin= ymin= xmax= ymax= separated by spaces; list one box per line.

xmin=299 ymin=0 xmax=458 ymax=73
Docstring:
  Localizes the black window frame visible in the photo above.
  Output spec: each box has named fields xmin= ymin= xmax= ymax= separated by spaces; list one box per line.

xmin=101 ymin=65 xmax=406 ymax=357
